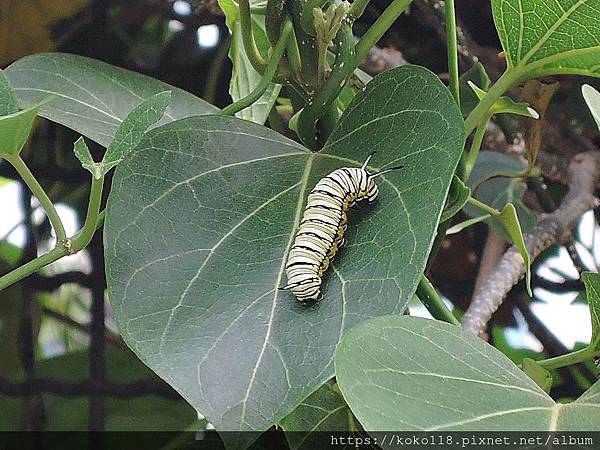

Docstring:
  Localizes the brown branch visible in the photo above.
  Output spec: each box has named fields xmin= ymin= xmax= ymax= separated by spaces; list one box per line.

xmin=462 ymin=152 xmax=600 ymax=335
xmin=472 ymin=227 xmax=507 ymax=298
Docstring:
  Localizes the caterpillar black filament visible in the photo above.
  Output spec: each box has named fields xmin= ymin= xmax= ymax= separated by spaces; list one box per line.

xmin=282 ymin=153 xmax=403 ymax=306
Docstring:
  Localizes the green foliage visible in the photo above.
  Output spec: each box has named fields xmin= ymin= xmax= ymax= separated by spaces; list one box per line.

xmin=492 ymin=0 xmax=600 ymax=78
xmin=4 ymin=53 xmax=217 ymax=147
xmin=459 ymin=63 xmax=490 ymax=117
xmin=3 ymin=0 xmax=600 ymax=437
xmin=335 ymin=315 xmax=600 ymax=431
xmin=73 ymin=91 xmax=172 ymax=179
xmin=103 ymin=65 xmax=464 ymax=436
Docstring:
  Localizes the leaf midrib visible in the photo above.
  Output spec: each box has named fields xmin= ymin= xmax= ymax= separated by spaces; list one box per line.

xmin=238 ymin=154 xmax=315 ymax=430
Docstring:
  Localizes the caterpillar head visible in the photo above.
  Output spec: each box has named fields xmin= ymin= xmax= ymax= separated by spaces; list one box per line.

xmin=358 ymin=153 xmax=404 ymax=206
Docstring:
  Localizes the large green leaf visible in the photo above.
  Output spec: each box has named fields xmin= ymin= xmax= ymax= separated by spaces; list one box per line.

xmin=104 ymin=65 xmax=464 ymax=440
xmin=4 ymin=53 xmax=217 ymax=147
xmin=335 ymin=315 xmax=600 ymax=431
xmin=492 ymin=0 xmax=600 ymax=78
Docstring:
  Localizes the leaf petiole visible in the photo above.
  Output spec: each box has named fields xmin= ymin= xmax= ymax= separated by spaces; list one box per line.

xmin=537 ymin=347 xmax=596 ymax=371
xmin=416 ymin=275 xmax=460 ymax=325
xmin=7 ymin=155 xmax=67 ymax=244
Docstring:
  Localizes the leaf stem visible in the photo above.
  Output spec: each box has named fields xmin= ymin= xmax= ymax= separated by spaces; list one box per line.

xmin=7 ymin=155 xmax=67 ymax=244
xmin=72 ymin=175 xmax=105 ymax=252
xmin=354 ymin=0 xmax=413 ymax=67
xmin=537 ymin=347 xmax=595 ymax=370
xmin=416 ymin=275 xmax=460 ymax=325
xmin=444 ymin=0 xmax=460 ymax=106
xmin=239 ymin=0 xmax=267 ymax=74
xmin=464 ymin=68 xmax=520 ymax=135
xmin=463 ymin=116 xmax=489 ymax=181
xmin=0 ymin=245 xmax=69 ymax=291
xmin=0 ymin=176 xmax=107 ymax=293
xmin=466 ymin=196 xmax=500 ymax=216
xmin=221 ymin=22 xmax=292 ymax=116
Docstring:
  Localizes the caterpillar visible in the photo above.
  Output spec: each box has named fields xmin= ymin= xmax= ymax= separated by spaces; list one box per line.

xmin=282 ymin=153 xmax=403 ymax=306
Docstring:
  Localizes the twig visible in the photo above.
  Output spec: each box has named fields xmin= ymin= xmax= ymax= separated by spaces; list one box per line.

xmin=462 ymin=152 xmax=600 ymax=336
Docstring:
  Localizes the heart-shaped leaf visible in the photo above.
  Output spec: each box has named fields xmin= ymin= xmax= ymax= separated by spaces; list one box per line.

xmin=4 ymin=53 xmax=217 ymax=147
xmin=492 ymin=0 xmax=600 ymax=78
xmin=335 ymin=315 xmax=600 ymax=431
xmin=104 ymin=65 xmax=464 ymax=440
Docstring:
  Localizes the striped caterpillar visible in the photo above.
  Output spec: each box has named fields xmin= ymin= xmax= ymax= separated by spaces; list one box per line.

xmin=282 ymin=153 xmax=403 ymax=305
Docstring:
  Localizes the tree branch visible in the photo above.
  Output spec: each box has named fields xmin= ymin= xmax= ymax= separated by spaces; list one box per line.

xmin=462 ymin=152 xmax=600 ymax=336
